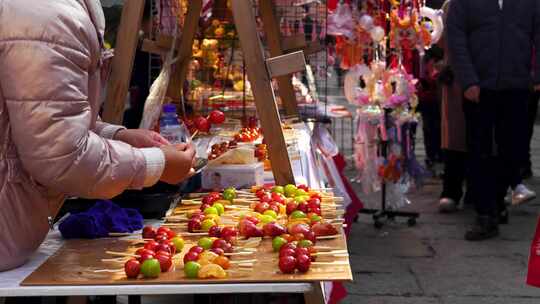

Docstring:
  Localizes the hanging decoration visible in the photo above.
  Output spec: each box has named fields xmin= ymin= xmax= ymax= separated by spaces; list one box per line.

xmin=328 ymin=0 xmax=443 ymax=68
xmin=327 ymin=0 xmax=438 ymax=208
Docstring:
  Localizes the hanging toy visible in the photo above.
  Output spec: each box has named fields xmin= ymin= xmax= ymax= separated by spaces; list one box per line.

xmin=327 ymin=2 xmax=355 ymax=39
xmin=344 ymin=64 xmax=371 ymax=105
xmin=370 ymin=26 xmax=386 ymax=43
xmin=378 ymin=155 xmax=403 ymax=183
xmin=358 ymin=14 xmax=375 ymax=31
xmin=419 ymin=7 xmax=443 ymax=46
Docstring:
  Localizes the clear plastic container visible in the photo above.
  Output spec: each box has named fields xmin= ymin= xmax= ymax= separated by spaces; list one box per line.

xmin=159 ymin=104 xmax=191 ymax=144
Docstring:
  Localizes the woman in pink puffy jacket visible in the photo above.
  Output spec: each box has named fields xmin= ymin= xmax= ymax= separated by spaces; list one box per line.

xmin=0 ymin=0 xmax=195 ymax=271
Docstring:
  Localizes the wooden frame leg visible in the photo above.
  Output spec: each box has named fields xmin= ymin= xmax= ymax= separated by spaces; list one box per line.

xmin=127 ymin=295 xmax=141 ymax=304
xmin=303 ymin=282 xmax=325 ymax=304
xmin=230 ymin=0 xmax=296 ymax=185
xmin=102 ymin=0 xmax=146 ymax=124
xmin=66 ymin=296 xmax=87 ymax=304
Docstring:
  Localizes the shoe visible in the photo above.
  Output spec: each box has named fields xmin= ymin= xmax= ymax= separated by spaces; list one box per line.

xmin=439 ymin=198 xmax=458 ymax=213
xmin=465 ymin=216 xmax=499 ymax=241
xmin=512 ymin=184 xmax=536 ymax=206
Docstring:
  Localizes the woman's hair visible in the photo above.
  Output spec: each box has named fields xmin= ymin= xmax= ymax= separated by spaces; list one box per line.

xmin=441 ymin=0 xmax=451 ymax=21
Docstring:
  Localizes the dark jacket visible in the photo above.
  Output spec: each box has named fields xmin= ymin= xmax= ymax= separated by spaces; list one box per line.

xmin=447 ymin=0 xmax=540 ymax=91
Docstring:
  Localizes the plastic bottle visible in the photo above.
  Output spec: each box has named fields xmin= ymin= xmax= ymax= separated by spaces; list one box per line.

xmin=159 ymin=104 xmax=191 ymax=144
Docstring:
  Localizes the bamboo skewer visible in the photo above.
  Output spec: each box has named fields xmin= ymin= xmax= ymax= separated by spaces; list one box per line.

xmin=237 ymin=263 xmax=254 ymax=268
xmin=101 ymin=257 xmax=129 ymax=263
xmin=312 ymin=250 xmax=348 ymax=257
xmin=311 ymin=261 xmax=350 ymax=266
xmin=105 ymin=251 xmax=139 ymax=258
xmin=229 ymin=259 xmax=257 ymax=264
xmin=316 ymin=235 xmax=341 ymax=240
xmin=224 ymin=252 xmax=254 ymax=256
xmin=93 ymin=269 xmax=124 ymax=273
xmin=108 ymin=232 xmax=136 ymax=237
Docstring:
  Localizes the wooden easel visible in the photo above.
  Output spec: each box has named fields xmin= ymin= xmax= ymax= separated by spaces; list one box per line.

xmin=259 ymin=1 xmax=324 ymax=117
xmin=102 ymin=0 xmax=327 ymax=187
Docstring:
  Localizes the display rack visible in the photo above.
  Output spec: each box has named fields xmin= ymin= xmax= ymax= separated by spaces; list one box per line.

xmin=359 ymin=109 xmax=419 ymax=228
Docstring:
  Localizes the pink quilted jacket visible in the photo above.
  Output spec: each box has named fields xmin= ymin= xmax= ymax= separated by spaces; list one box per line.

xmin=0 ymin=0 xmax=162 ymax=271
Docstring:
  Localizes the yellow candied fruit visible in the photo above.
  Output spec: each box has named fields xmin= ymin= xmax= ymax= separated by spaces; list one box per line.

xmin=198 ymin=251 xmax=219 ymax=266
xmin=204 ymin=214 xmax=221 ymax=225
xmin=198 ymin=263 xmax=227 ymax=279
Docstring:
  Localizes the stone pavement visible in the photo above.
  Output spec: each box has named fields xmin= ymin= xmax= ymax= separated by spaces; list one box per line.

xmin=340 ymin=122 xmax=540 ymax=304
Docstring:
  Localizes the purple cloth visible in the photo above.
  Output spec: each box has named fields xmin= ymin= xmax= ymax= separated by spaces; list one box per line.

xmin=59 ymin=200 xmax=143 ymax=239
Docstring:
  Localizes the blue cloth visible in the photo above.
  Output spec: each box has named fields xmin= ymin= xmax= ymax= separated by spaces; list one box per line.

xmin=59 ymin=200 xmax=143 ymax=239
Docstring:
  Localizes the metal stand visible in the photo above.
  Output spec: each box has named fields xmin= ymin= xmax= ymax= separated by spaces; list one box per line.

xmin=359 ymin=110 xmax=419 ymax=229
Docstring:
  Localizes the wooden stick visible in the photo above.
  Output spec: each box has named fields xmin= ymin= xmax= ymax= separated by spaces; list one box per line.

xmin=237 ymin=263 xmax=254 ymax=268
xmin=184 ymin=232 xmax=209 ymax=236
xmin=93 ymin=269 xmax=124 ymax=273
xmin=316 ymin=235 xmax=341 ymax=240
xmin=101 ymin=258 xmax=129 ymax=263
xmin=312 ymin=246 xmax=336 ymax=251
xmin=312 ymin=250 xmax=348 ymax=257
xmin=224 ymin=252 xmax=254 ymax=256
xmin=161 ymin=223 xmax=188 ymax=227
xmin=311 ymin=261 xmax=349 ymax=266
xmin=172 ymin=210 xmax=191 ymax=214
xmin=180 ymin=201 xmax=202 ymax=206
xmin=165 ymin=219 xmax=189 ymax=223
xmin=229 ymin=259 xmax=257 ymax=264
xmin=108 ymin=232 xmax=136 ymax=237
xmin=235 ymin=247 xmax=257 ymax=252
xmin=322 ymin=197 xmax=345 ymax=202
xmin=105 ymin=251 xmax=138 ymax=258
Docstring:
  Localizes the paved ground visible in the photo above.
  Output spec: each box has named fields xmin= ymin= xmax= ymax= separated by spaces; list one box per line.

xmin=332 ymin=86 xmax=540 ymax=303
xmin=343 ymin=171 xmax=540 ymax=304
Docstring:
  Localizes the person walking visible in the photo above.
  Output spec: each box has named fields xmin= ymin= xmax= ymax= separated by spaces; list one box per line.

xmin=447 ymin=0 xmax=540 ymax=240
xmin=418 ymin=48 xmax=443 ymax=175
xmin=437 ymin=0 xmax=468 ymax=213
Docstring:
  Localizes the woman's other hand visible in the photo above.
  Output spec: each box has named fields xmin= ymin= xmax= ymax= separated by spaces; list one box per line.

xmin=115 ymin=129 xmax=170 ymax=148
xmin=159 ymin=144 xmax=196 ymax=184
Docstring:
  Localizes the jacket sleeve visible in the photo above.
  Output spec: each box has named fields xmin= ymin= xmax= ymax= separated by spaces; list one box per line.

xmin=446 ymin=0 xmax=479 ymax=91
xmin=0 ymin=40 xmax=163 ymax=199
xmin=94 ymin=119 xmax=126 ymax=140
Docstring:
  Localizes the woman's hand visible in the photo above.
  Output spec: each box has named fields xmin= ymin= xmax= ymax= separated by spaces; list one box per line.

xmin=159 ymin=143 xmax=196 ymax=184
xmin=464 ymin=85 xmax=480 ymax=103
xmin=115 ymin=129 xmax=170 ymax=148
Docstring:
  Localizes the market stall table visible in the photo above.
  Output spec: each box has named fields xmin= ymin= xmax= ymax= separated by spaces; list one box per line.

xmin=0 ymin=224 xmax=342 ymax=304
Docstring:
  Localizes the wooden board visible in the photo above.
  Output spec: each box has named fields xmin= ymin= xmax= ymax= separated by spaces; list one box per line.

xmin=21 ymin=233 xmax=352 ymax=286
xmin=266 ymin=52 xmax=307 ymax=78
